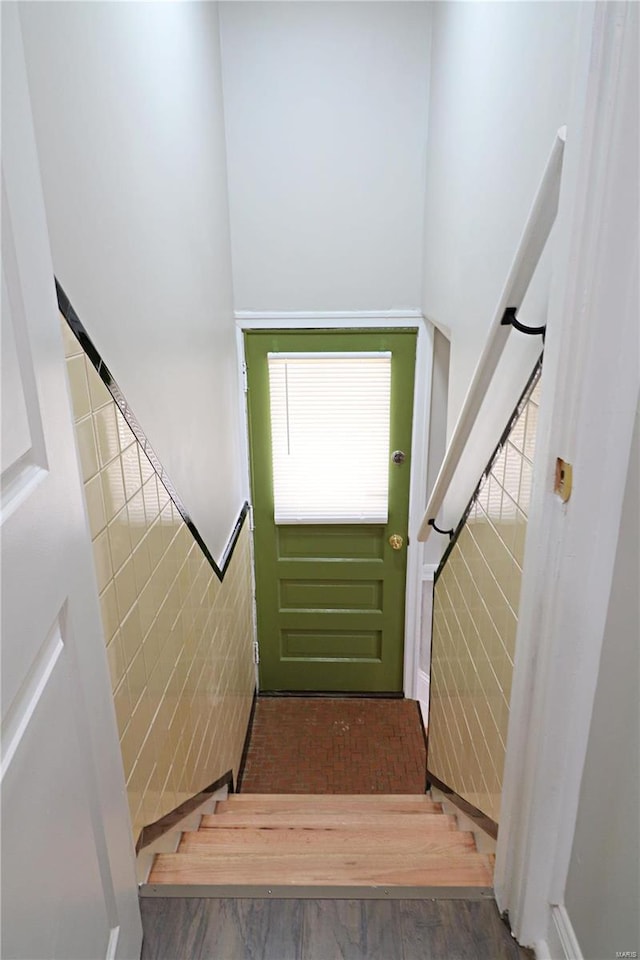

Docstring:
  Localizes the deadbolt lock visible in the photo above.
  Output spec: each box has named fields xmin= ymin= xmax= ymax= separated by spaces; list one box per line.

xmin=389 ymin=534 xmax=404 ymax=551
xmin=392 ymin=450 xmax=406 ymax=464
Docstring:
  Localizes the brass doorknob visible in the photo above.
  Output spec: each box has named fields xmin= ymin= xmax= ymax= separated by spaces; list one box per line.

xmin=389 ymin=534 xmax=404 ymax=551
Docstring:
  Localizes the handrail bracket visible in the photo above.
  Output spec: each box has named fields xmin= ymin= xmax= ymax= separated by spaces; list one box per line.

xmin=500 ymin=306 xmax=546 ymax=339
xmin=427 ymin=519 xmax=455 ymax=540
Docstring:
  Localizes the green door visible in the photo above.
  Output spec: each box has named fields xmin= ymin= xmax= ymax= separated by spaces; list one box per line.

xmin=245 ymin=329 xmax=417 ymax=692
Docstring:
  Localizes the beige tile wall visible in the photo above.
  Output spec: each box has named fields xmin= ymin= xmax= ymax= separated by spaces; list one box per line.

xmin=62 ymin=319 xmax=255 ymax=842
xmin=428 ymin=372 xmax=541 ymax=823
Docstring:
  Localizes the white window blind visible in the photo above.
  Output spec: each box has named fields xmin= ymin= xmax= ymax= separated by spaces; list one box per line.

xmin=267 ymin=352 xmax=391 ymax=524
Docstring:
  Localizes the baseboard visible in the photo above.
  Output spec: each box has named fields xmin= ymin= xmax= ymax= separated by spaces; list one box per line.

xmin=413 ymin=700 xmax=429 ymax=792
xmin=136 ymin=686 xmax=258 ymax=880
xmin=427 ymin=769 xmax=498 ymax=840
xmin=136 ymin=770 xmax=234 ymax=853
xmin=235 ymin=687 xmax=258 ymax=793
xmin=535 ymin=905 xmax=584 ymax=960
xmin=135 ymin=783 xmax=229 ymax=886
xmin=416 ymin=668 xmax=429 ymax=730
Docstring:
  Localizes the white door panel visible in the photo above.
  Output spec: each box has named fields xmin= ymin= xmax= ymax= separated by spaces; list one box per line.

xmin=0 ymin=178 xmax=48 ymax=527
xmin=2 ymin=626 xmax=111 ymax=960
xmin=1 ymin=6 xmax=142 ymax=958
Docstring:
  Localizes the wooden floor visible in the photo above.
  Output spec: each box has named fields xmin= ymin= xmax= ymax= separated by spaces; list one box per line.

xmin=140 ymin=897 xmax=533 ymax=959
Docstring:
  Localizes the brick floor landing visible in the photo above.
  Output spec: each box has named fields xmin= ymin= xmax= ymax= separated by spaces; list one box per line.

xmin=239 ymin=697 xmax=427 ymax=794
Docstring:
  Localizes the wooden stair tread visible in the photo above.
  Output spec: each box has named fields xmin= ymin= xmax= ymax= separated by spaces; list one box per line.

xmin=148 ymin=851 xmax=494 ymax=887
xmin=200 ymin=812 xmax=457 ymax=830
xmin=179 ymin=827 xmax=476 ymax=855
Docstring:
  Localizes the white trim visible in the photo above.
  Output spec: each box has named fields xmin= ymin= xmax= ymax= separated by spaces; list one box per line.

xmin=552 ymin=905 xmax=584 ymax=960
xmin=418 ymin=127 xmax=566 ymax=543
xmin=105 ymin=926 xmax=120 ymax=960
xmin=423 ymin=314 xmax=452 ymax=342
xmin=535 ymin=906 xmax=584 ymax=960
xmin=495 ymin=1 xmax=639 ymax=948
xmin=237 ymin=313 xmax=431 ymax=700
xmin=416 ymin=679 xmax=429 ymax=729
xmin=403 ymin=319 xmax=432 ymax=699
xmin=234 ymin=325 xmax=260 ymax=689
xmin=411 ymin=561 xmax=438 ymax=713
xmin=535 ymin=939 xmax=555 ymax=960
xmin=234 ymin=310 xmax=424 ymax=330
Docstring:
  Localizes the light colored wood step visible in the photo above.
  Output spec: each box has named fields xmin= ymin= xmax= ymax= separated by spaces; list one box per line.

xmin=216 ymin=795 xmax=442 ymax=815
xmin=179 ymin=826 xmax=476 ymax=856
xmin=200 ymin=812 xmax=458 ymax=831
xmin=148 ymin=851 xmax=494 ymax=887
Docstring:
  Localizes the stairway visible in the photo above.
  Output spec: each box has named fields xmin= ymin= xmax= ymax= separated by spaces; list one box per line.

xmin=140 ymin=793 xmax=495 ymax=899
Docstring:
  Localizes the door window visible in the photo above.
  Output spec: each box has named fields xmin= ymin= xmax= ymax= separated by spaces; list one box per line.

xmin=267 ymin=352 xmax=391 ymax=524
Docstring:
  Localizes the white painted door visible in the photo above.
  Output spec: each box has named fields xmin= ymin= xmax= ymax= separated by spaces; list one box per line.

xmin=1 ymin=7 xmax=142 ymax=959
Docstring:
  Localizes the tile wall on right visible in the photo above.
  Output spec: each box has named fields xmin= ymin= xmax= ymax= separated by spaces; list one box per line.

xmin=427 ymin=373 xmax=541 ymax=824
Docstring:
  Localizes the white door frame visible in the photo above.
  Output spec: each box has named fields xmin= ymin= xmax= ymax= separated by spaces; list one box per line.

xmin=234 ymin=311 xmax=433 ymax=699
xmin=494 ymin=1 xmax=639 ymax=950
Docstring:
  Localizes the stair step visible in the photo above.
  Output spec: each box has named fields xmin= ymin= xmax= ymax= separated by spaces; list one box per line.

xmin=179 ymin=826 xmax=476 ymax=855
xmin=217 ymin=795 xmax=442 ymax=815
xmin=201 ymin=811 xmax=457 ymax=830
xmin=148 ymin=851 xmax=494 ymax=887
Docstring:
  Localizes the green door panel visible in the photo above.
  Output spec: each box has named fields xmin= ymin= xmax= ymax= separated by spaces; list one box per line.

xmin=279 ymin=579 xmax=383 ymax=610
xmin=277 ymin=524 xmax=386 ymax=559
xmin=244 ymin=329 xmax=417 ymax=693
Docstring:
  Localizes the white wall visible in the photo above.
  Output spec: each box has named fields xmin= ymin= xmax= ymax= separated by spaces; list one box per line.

xmin=426 ymin=326 xmax=450 ymax=500
xmin=564 ymin=402 xmax=639 ymax=960
xmin=421 ymin=1 xmax=581 ymax=509
xmin=19 ymin=2 xmax=245 ymax=561
xmin=219 ymin=1 xmax=431 ymax=313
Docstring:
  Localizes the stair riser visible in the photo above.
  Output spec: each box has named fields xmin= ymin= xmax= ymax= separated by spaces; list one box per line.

xmin=148 ymin=853 xmax=494 ymax=887
xmin=223 ymin=794 xmax=435 ymax=803
xmin=179 ymin=834 xmax=476 ymax=855
xmin=216 ymin=799 xmax=443 ymax=815
xmin=200 ymin=813 xmax=458 ymax=830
